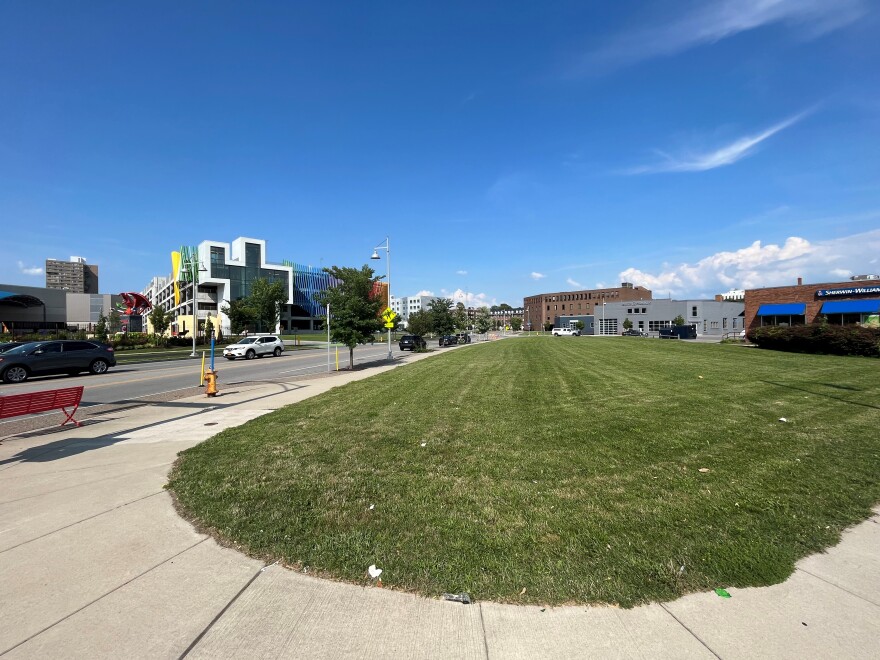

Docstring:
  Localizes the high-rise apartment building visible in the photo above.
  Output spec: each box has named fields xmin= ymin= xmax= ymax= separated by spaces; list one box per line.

xmin=45 ymin=256 xmax=99 ymax=294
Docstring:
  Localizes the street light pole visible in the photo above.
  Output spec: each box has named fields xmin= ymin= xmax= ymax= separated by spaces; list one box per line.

xmin=371 ymin=237 xmax=393 ymax=361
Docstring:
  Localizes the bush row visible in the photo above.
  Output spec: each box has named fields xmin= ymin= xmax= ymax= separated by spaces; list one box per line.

xmin=749 ymin=324 xmax=880 ymax=357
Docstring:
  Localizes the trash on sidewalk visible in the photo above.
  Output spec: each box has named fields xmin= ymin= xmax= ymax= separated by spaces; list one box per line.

xmin=715 ymin=588 xmax=732 ymax=598
xmin=442 ymin=592 xmax=472 ymax=604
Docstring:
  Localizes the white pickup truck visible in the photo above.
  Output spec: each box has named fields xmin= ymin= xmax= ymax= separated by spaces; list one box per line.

xmin=551 ymin=327 xmax=580 ymax=336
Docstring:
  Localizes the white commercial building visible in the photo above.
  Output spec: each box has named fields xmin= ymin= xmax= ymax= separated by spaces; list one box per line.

xmin=391 ymin=295 xmax=438 ymax=324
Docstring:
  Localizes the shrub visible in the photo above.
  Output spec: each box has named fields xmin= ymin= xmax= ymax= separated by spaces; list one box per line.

xmin=751 ymin=324 xmax=880 ymax=357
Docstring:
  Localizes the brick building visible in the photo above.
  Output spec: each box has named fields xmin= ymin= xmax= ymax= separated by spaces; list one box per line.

xmin=523 ymin=283 xmax=652 ymax=331
xmin=744 ymin=277 xmax=880 ymax=331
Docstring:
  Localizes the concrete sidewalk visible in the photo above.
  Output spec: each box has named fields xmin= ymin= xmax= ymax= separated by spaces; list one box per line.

xmin=1 ymin=355 xmax=878 ymax=659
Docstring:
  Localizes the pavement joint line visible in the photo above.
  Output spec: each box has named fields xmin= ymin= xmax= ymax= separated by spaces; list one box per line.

xmin=0 ymin=537 xmax=209 ymax=657
xmin=0 ymin=458 xmax=133 ymax=478
xmin=658 ymin=602 xmax=722 ymax=660
xmin=0 ymin=490 xmax=167 ymax=555
xmin=795 ymin=567 xmax=880 ymax=608
xmin=477 ymin=603 xmax=491 ymax=660
xmin=0 ymin=462 xmax=172 ymax=506
xmin=177 ymin=561 xmax=273 ymax=659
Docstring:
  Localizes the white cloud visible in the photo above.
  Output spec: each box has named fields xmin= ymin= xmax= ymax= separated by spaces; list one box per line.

xmin=576 ymin=0 xmax=867 ymax=74
xmin=414 ymin=290 xmax=435 ymax=297
xmin=625 ymin=110 xmax=810 ymax=174
xmin=531 ymin=272 xmax=546 ymax=280
xmin=456 ymin=270 xmax=468 ymax=276
xmin=18 ymin=261 xmax=43 ymax=276
xmin=450 ymin=288 xmax=496 ymax=308
xmin=566 ymin=277 xmax=582 ymax=288
xmin=618 ymin=229 xmax=880 ymax=298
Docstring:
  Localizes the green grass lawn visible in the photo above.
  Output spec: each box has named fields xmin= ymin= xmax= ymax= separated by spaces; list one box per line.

xmin=168 ymin=338 xmax=880 ymax=606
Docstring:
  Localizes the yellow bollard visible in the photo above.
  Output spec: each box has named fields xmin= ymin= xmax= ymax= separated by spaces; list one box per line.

xmin=335 ymin=347 xmax=339 ymax=371
xmin=200 ymin=351 xmax=206 ymax=386
xmin=204 ymin=369 xmax=218 ymax=397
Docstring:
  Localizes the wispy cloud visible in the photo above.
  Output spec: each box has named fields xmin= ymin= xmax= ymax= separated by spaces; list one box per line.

xmin=618 ymin=228 xmax=880 ymax=297
xmin=573 ymin=0 xmax=867 ymax=75
xmin=566 ymin=277 xmax=582 ymax=288
xmin=531 ymin=272 xmax=546 ymax=280
xmin=456 ymin=270 xmax=468 ymax=276
xmin=624 ymin=110 xmax=811 ymax=174
xmin=18 ymin=261 xmax=43 ymax=276
xmin=415 ymin=290 xmax=435 ymax=297
xmin=450 ymin=288 xmax=496 ymax=308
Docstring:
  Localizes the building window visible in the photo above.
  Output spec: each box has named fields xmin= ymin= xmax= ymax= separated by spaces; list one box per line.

xmin=691 ymin=306 xmax=698 ymax=317
xmin=722 ymin=318 xmax=728 ymax=329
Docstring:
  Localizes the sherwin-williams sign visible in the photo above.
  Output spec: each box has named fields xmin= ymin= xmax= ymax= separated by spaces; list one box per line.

xmin=816 ymin=286 xmax=880 ymax=298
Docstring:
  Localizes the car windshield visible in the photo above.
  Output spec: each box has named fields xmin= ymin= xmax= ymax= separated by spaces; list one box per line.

xmin=237 ymin=338 xmax=257 ymax=344
xmin=3 ymin=342 xmax=41 ymax=355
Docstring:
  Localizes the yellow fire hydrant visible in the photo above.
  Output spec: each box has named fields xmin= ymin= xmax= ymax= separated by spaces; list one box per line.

xmin=204 ymin=369 xmax=218 ymax=397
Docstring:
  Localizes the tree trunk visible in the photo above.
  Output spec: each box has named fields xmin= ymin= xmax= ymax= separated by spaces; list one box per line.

xmin=349 ymin=346 xmax=355 ymax=370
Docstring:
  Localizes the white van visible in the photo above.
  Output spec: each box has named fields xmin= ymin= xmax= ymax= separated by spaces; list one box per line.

xmin=551 ymin=327 xmax=580 ymax=336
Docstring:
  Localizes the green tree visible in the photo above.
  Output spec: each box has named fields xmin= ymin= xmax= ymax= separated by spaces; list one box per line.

xmin=543 ymin=321 xmax=553 ymax=332
xmin=454 ymin=302 xmax=469 ymax=331
xmin=672 ymin=314 xmax=686 ymax=326
xmin=222 ymin=299 xmax=257 ymax=335
xmin=315 ymin=265 xmax=383 ymax=369
xmin=510 ymin=317 xmax=523 ymax=332
xmin=428 ymin=298 xmax=455 ymax=336
xmin=407 ymin=309 xmax=433 ymax=337
xmin=109 ymin=309 xmax=122 ymax=334
xmin=148 ymin=306 xmax=170 ymax=341
xmin=574 ymin=320 xmax=584 ymax=332
xmin=95 ymin=313 xmax=108 ymax=340
xmin=250 ymin=278 xmax=289 ymax=333
xmin=204 ymin=316 xmax=214 ymax=341
xmin=623 ymin=317 xmax=633 ymax=330
xmin=474 ymin=307 xmax=492 ymax=334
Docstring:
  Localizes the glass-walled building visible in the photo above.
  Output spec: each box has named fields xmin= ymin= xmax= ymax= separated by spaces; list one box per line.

xmin=143 ymin=237 xmax=335 ymax=337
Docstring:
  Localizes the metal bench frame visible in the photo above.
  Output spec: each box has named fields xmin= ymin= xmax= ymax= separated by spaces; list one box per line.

xmin=0 ymin=386 xmax=85 ymax=427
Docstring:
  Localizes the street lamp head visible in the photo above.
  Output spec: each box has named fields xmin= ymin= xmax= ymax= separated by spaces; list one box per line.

xmin=370 ymin=250 xmax=381 ymax=260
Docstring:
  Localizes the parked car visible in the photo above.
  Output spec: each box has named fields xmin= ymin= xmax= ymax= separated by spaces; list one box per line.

xmin=398 ymin=335 xmax=426 ymax=351
xmin=551 ymin=327 xmax=580 ymax=336
xmin=622 ymin=329 xmax=647 ymax=337
xmin=455 ymin=333 xmax=472 ymax=344
xmin=223 ymin=335 xmax=285 ymax=360
xmin=0 ymin=342 xmax=28 ymax=353
xmin=0 ymin=340 xmax=116 ymax=384
xmin=438 ymin=335 xmax=459 ymax=347
xmin=658 ymin=325 xmax=698 ymax=340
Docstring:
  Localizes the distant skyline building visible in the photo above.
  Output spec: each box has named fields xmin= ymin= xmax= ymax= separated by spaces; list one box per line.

xmin=45 ymin=256 xmax=99 ymax=294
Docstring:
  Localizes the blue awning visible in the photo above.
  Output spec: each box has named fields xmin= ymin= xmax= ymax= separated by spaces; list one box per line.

xmin=757 ymin=303 xmax=806 ymax=316
xmin=820 ymin=299 xmax=880 ymax=314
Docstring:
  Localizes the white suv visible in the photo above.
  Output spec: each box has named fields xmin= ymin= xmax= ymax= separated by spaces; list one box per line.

xmin=223 ymin=335 xmax=285 ymax=360
xmin=551 ymin=327 xmax=580 ymax=336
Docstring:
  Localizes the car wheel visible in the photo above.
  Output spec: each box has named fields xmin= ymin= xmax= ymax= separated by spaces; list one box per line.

xmin=273 ymin=347 xmax=282 ymax=357
xmin=3 ymin=366 xmax=28 ymax=383
xmin=90 ymin=359 xmax=109 ymax=375
xmin=245 ymin=350 xmax=255 ymax=360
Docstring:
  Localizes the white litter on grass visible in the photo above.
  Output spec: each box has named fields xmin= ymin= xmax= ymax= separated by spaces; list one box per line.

xmin=368 ymin=565 xmax=382 ymax=578
xmin=779 ymin=417 xmax=788 ymax=423
xmin=699 ymin=468 xmax=710 ymax=473
xmin=369 ymin=504 xmax=375 ymax=510
xmin=420 ymin=442 xmax=427 ymax=447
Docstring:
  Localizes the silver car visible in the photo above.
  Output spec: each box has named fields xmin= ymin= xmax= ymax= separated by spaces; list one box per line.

xmin=223 ymin=335 xmax=285 ymax=360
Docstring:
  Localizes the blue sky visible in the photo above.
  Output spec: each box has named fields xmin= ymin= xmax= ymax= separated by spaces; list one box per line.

xmin=2 ymin=1 xmax=878 ymax=307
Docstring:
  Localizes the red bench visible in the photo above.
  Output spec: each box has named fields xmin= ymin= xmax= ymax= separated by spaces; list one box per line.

xmin=0 ymin=386 xmax=85 ymax=427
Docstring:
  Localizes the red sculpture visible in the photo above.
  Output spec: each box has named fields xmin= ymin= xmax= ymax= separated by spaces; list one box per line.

xmin=117 ymin=292 xmax=153 ymax=315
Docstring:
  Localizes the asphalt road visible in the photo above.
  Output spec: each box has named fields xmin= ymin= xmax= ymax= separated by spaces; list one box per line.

xmin=0 ymin=341 xmax=407 ymax=407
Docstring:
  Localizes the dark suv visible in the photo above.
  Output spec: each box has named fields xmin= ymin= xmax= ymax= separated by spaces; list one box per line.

xmin=398 ymin=335 xmax=426 ymax=351
xmin=0 ymin=340 xmax=116 ymax=384
xmin=438 ymin=335 xmax=459 ymax=347
xmin=455 ymin=333 xmax=471 ymax=344
xmin=622 ymin=329 xmax=647 ymax=337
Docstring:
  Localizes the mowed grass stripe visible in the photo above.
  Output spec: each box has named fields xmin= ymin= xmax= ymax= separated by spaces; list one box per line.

xmin=168 ymin=337 xmax=880 ymax=606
